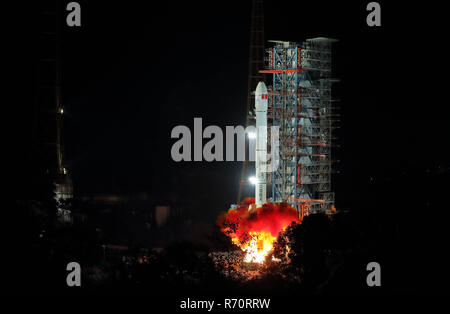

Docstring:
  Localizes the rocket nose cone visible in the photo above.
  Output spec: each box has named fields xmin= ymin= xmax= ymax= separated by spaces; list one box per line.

xmin=256 ymin=81 xmax=267 ymax=95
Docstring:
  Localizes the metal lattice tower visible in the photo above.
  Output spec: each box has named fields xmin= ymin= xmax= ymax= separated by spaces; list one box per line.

xmin=261 ymin=38 xmax=338 ymax=218
xmin=33 ymin=0 xmax=64 ymax=176
xmin=33 ymin=0 xmax=73 ymax=217
xmin=237 ymin=0 xmax=265 ymax=204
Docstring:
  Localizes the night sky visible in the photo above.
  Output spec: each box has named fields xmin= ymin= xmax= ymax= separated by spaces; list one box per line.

xmin=15 ymin=1 xmax=450 ymax=220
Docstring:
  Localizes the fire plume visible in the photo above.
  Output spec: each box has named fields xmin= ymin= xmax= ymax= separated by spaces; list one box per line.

xmin=217 ymin=198 xmax=301 ymax=264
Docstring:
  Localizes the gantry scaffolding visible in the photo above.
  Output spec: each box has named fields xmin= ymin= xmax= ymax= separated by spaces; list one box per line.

xmin=237 ymin=0 xmax=266 ymax=203
xmin=261 ymin=38 xmax=339 ymax=218
xmin=33 ymin=0 xmax=73 ymax=221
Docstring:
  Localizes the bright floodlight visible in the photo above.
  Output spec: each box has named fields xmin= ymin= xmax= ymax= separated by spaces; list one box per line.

xmin=249 ymin=176 xmax=257 ymax=185
xmin=248 ymin=131 xmax=256 ymax=139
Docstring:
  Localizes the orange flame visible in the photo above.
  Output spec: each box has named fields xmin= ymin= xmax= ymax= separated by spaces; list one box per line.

xmin=217 ymin=198 xmax=301 ymax=264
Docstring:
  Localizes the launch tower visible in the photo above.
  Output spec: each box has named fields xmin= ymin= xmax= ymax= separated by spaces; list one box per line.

xmin=261 ymin=38 xmax=338 ymax=218
xmin=237 ymin=0 xmax=266 ymax=203
xmin=34 ymin=0 xmax=73 ymax=221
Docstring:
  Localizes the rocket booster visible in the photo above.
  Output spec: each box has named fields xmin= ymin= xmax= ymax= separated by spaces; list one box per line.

xmin=255 ymin=81 xmax=268 ymax=208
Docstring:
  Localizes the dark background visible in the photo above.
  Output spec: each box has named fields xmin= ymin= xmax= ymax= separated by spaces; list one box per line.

xmin=11 ymin=0 xmax=450 ymax=296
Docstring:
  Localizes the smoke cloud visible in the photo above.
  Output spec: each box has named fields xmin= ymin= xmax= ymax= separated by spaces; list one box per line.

xmin=217 ymin=198 xmax=301 ymax=246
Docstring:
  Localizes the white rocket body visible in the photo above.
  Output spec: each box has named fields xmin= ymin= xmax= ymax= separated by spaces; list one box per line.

xmin=255 ymin=81 xmax=268 ymax=208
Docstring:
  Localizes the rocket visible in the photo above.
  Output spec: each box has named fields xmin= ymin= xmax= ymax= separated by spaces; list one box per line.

xmin=255 ymin=81 xmax=268 ymax=208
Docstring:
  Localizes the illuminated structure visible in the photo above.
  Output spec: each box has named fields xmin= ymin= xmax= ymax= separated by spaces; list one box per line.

xmin=261 ymin=38 xmax=338 ymax=218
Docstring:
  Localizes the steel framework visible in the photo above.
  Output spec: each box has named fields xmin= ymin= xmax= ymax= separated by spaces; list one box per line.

xmin=261 ymin=38 xmax=338 ymax=218
xmin=237 ymin=0 xmax=266 ymax=203
xmin=34 ymin=0 xmax=73 ymax=221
